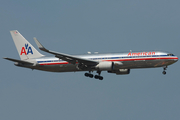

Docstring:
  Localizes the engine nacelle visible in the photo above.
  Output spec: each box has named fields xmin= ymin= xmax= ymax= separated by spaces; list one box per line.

xmin=108 ymin=69 xmax=130 ymax=75
xmin=95 ymin=62 xmax=113 ymax=71
xmin=95 ymin=61 xmax=123 ymax=71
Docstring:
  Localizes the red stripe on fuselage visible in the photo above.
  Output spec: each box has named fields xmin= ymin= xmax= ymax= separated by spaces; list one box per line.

xmin=39 ymin=62 xmax=69 ymax=65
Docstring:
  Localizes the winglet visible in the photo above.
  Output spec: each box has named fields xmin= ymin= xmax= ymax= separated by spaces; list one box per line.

xmin=33 ymin=37 xmax=48 ymax=52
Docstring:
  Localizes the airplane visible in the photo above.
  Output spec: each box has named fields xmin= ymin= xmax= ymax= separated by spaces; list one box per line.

xmin=4 ymin=30 xmax=178 ymax=80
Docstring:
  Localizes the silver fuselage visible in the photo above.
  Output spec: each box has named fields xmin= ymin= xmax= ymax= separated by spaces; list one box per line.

xmin=18 ymin=51 xmax=178 ymax=72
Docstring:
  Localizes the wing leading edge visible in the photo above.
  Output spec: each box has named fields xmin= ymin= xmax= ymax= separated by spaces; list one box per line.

xmin=34 ymin=38 xmax=98 ymax=66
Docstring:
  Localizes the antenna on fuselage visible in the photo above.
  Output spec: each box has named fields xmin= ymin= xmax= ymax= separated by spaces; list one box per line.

xmin=87 ymin=52 xmax=91 ymax=54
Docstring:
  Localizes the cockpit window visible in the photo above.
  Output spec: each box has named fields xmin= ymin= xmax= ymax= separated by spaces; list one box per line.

xmin=167 ymin=54 xmax=174 ymax=56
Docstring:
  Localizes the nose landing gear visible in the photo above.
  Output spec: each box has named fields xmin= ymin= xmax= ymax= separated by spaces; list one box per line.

xmin=162 ymin=66 xmax=167 ymax=75
xmin=162 ymin=71 xmax=166 ymax=75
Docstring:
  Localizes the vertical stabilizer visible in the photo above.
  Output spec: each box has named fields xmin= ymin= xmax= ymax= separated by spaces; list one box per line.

xmin=10 ymin=30 xmax=44 ymax=60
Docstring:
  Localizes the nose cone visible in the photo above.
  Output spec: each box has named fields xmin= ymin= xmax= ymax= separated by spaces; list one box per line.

xmin=174 ymin=56 xmax=178 ymax=62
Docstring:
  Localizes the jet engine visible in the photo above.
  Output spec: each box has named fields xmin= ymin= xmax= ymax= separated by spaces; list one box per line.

xmin=95 ymin=62 xmax=113 ymax=71
xmin=95 ymin=61 xmax=123 ymax=71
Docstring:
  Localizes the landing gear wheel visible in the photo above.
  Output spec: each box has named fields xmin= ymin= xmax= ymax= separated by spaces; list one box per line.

xmin=94 ymin=75 xmax=103 ymax=80
xmin=94 ymin=75 xmax=99 ymax=79
xmin=89 ymin=74 xmax=94 ymax=78
xmin=162 ymin=66 xmax=167 ymax=75
xmin=84 ymin=73 xmax=94 ymax=78
xmin=162 ymin=71 xmax=166 ymax=75
xmin=84 ymin=73 xmax=89 ymax=77
xmin=99 ymin=76 xmax=103 ymax=80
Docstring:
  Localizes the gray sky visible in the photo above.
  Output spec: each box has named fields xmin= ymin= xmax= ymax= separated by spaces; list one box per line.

xmin=1 ymin=0 xmax=180 ymax=120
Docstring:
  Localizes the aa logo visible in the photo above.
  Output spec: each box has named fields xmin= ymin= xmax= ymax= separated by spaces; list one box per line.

xmin=20 ymin=44 xmax=33 ymax=55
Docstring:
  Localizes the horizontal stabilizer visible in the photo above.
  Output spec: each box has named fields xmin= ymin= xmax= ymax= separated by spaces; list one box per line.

xmin=3 ymin=57 xmax=33 ymax=65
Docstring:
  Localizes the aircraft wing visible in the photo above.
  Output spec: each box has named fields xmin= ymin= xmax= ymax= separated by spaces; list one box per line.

xmin=3 ymin=57 xmax=34 ymax=65
xmin=34 ymin=38 xmax=98 ymax=66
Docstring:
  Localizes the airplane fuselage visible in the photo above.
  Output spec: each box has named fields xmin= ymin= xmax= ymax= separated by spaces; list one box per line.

xmin=16 ymin=51 xmax=178 ymax=73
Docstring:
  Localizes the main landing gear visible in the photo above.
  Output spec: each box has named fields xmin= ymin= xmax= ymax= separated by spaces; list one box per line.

xmin=84 ymin=73 xmax=94 ymax=78
xmin=162 ymin=66 xmax=167 ymax=75
xmin=84 ymin=71 xmax=103 ymax=80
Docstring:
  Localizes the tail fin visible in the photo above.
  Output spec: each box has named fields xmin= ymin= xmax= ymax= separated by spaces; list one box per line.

xmin=10 ymin=30 xmax=44 ymax=60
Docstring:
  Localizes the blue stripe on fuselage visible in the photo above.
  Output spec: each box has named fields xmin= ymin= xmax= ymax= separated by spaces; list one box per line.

xmin=37 ymin=55 xmax=169 ymax=64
